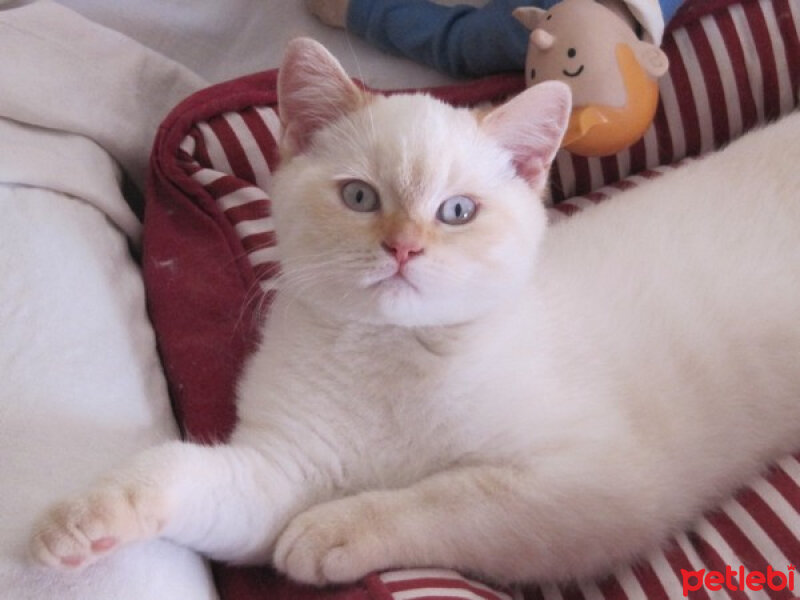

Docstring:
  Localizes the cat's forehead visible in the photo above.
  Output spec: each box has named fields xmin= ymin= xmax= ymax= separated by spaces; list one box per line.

xmin=315 ymin=94 xmax=512 ymax=205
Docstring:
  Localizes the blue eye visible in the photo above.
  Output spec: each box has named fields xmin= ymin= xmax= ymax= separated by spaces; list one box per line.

xmin=437 ymin=195 xmax=478 ymax=225
xmin=341 ymin=180 xmax=380 ymax=212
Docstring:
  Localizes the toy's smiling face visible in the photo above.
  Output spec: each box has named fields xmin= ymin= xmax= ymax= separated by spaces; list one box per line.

xmin=514 ymin=0 xmax=667 ymax=109
xmin=561 ymin=48 xmax=584 ymax=78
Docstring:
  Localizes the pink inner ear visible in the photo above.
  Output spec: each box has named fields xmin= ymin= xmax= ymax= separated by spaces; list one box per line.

xmin=277 ymin=38 xmax=365 ymax=156
xmin=482 ymin=81 xmax=571 ymax=191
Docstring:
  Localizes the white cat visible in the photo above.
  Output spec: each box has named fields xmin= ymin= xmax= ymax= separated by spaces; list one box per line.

xmin=31 ymin=37 xmax=800 ymax=587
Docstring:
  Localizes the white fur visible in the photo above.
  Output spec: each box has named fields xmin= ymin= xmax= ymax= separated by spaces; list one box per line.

xmin=31 ymin=47 xmax=800 ymax=588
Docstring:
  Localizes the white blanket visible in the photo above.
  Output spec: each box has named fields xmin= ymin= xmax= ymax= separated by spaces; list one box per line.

xmin=0 ymin=3 xmax=216 ymax=598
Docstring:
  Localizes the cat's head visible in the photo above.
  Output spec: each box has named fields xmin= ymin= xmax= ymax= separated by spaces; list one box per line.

xmin=271 ymin=38 xmax=570 ymax=327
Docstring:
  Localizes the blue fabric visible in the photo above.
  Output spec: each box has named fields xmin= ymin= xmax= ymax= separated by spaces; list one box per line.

xmin=347 ymin=0 xmax=683 ymax=79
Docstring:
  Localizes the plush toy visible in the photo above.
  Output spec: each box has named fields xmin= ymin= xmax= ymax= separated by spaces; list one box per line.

xmin=308 ymin=0 xmax=673 ymax=157
xmin=514 ymin=0 xmax=669 ymax=156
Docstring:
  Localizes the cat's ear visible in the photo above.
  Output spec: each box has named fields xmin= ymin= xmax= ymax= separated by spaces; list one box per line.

xmin=277 ymin=38 xmax=367 ymax=157
xmin=481 ymin=81 xmax=571 ymax=193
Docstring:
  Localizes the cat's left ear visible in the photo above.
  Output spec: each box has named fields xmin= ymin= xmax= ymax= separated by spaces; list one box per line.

xmin=277 ymin=38 xmax=367 ymax=157
xmin=481 ymin=81 xmax=571 ymax=193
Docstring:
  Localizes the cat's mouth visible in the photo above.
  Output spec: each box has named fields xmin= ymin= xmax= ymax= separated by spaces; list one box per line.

xmin=365 ymin=270 xmax=420 ymax=293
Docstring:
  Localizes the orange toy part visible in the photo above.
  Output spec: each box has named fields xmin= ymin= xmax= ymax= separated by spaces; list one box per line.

xmin=562 ymin=43 xmax=660 ymax=157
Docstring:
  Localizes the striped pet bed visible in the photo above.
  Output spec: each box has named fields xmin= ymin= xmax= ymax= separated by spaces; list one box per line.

xmin=143 ymin=0 xmax=799 ymax=598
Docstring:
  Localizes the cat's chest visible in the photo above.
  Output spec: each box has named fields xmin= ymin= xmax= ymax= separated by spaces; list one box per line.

xmin=287 ymin=326 xmax=484 ymax=483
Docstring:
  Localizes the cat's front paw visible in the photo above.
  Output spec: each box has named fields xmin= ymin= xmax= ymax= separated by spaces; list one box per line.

xmin=274 ymin=496 xmax=389 ymax=585
xmin=31 ymin=482 xmax=168 ymax=570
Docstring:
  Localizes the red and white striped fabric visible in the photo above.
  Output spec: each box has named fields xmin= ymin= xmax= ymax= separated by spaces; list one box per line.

xmin=549 ymin=0 xmax=799 ymax=201
xmin=151 ymin=0 xmax=799 ymax=598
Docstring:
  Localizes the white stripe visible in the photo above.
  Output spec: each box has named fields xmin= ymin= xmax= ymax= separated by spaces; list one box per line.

xmin=751 ymin=477 xmax=800 ymax=537
xmin=702 ymin=17 xmax=745 ymax=140
xmin=553 ymin=150 xmax=576 ymax=200
xmin=673 ymin=27 xmax=715 ymax=154
xmin=730 ymin=3 xmax=767 ymax=122
xmin=659 ymin=71 xmax=687 ymax=160
xmin=617 ymin=564 xmax=648 ymax=600
xmin=692 ymin=517 xmax=750 ymax=583
xmin=647 ymin=548 xmax=689 ymax=599
xmin=616 ymin=147 xmax=631 ymax=182
xmin=791 ymin=0 xmax=800 ymax=97
xmin=248 ymin=245 xmax=279 ymax=265
xmin=379 ymin=570 xmax=513 ymax=600
xmin=640 ymin=124 xmax=660 ymax=170
xmin=256 ymin=106 xmax=282 ymax=143
xmin=566 ymin=195 xmax=602 ymax=211
xmin=777 ymin=454 xmax=800 ymax=486
xmin=191 ymin=167 xmax=226 ymax=186
xmin=223 ymin=111 xmax=273 ymax=191
xmin=234 ymin=218 xmax=272 ymax=240
xmin=673 ymin=534 xmax=741 ymax=600
xmin=197 ymin=121 xmax=233 ymax=175
xmin=218 ymin=186 xmax=269 ymax=212
xmin=259 ymin=278 xmax=279 ymax=292
xmin=546 ymin=207 xmax=572 ymax=224
xmin=587 ymin=157 xmax=605 ymax=192
xmin=179 ymin=134 xmax=196 ymax=156
xmin=540 ymin=582 xmax=565 ymax=600
xmin=392 ymin=588 xmax=502 ymax=600
xmin=760 ymin=0 xmax=795 ymax=115
xmin=724 ymin=498 xmax=791 ymax=572
xmin=380 ymin=569 xmax=466 ymax=583
xmin=576 ymin=579 xmax=604 ymax=600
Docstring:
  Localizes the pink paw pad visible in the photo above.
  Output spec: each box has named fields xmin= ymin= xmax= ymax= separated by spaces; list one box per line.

xmin=90 ymin=537 xmax=118 ymax=552
xmin=60 ymin=555 xmax=85 ymax=568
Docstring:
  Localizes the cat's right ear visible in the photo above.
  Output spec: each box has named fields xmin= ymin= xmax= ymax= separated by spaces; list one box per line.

xmin=481 ymin=81 xmax=571 ymax=194
xmin=277 ymin=38 xmax=367 ymax=157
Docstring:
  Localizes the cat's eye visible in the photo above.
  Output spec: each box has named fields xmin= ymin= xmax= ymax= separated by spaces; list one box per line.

xmin=341 ymin=180 xmax=380 ymax=213
xmin=437 ymin=196 xmax=478 ymax=225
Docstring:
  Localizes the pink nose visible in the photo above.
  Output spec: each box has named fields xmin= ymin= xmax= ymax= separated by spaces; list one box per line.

xmin=382 ymin=240 xmax=424 ymax=267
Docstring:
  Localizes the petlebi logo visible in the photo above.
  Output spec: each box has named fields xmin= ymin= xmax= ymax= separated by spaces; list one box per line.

xmin=681 ymin=564 xmax=795 ymax=597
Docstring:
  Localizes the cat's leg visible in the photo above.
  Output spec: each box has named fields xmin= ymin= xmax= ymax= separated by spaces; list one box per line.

xmin=32 ymin=441 xmax=307 ymax=569
xmin=274 ymin=461 xmax=668 ymax=585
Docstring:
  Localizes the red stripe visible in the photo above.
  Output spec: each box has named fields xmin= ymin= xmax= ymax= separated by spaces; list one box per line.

xmin=651 ymin=85 xmax=674 ymax=166
xmin=205 ymin=174 xmax=250 ymax=199
xmin=252 ymin=261 xmax=281 ymax=281
xmin=715 ymin=9 xmax=760 ymax=133
xmin=664 ymin=540 xmax=713 ymax=600
xmin=585 ymin=191 xmax=609 ymax=203
xmin=630 ymin=561 xmax=670 ymax=600
xmin=735 ymin=487 xmax=800 ymax=564
xmin=764 ymin=463 xmax=800 ymax=510
xmin=772 ymin=0 xmax=800 ymax=105
xmin=241 ymin=107 xmax=282 ymax=172
xmin=687 ymin=19 xmax=731 ymax=146
xmin=553 ymin=203 xmax=582 ymax=217
xmin=560 ymin=583 xmax=588 ymax=600
xmin=743 ymin=0 xmax=782 ymax=121
xmin=241 ymin=231 xmax=277 ymax=254
xmin=190 ymin=128 xmax=212 ymax=168
xmin=611 ymin=179 xmax=637 ymax=192
xmin=521 ymin=585 xmax=545 ymax=600
xmin=208 ymin=114 xmax=257 ymax=184
xmin=664 ymin=33 xmax=702 ymax=157
xmin=600 ymin=155 xmax=621 ymax=188
xmin=638 ymin=169 xmax=665 ymax=180
xmin=596 ymin=573 xmax=628 ymax=600
xmin=627 ymin=134 xmax=648 ymax=177
xmin=705 ymin=510 xmax=795 ymax=600
xmin=689 ymin=532 xmax=751 ymax=600
xmin=550 ymin=158 xmax=566 ymax=204
xmin=570 ymin=155 xmax=592 ymax=198
xmin=224 ymin=201 xmax=270 ymax=226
